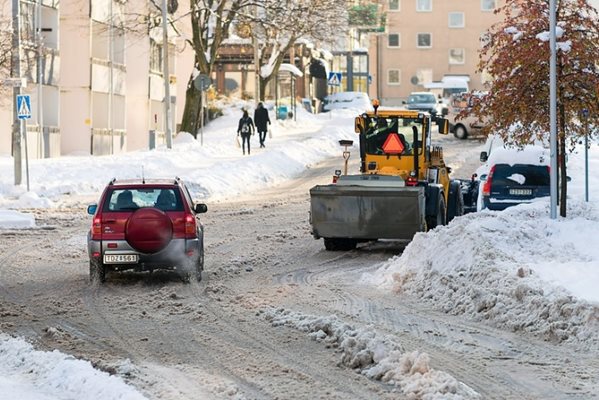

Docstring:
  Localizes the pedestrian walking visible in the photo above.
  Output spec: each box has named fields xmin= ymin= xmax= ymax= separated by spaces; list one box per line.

xmin=237 ymin=110 xmax=255 ymax=155
xmin=253 ymin=102 xmax=271 ymax=148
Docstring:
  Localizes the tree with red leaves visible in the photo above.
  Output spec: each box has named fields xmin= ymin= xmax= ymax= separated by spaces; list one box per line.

xmin=469 ymin=0 xmax=599 ymax=217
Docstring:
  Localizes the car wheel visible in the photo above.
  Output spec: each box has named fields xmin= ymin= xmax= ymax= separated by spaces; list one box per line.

xmin=454 ymin=125 xmax=468 ymax=140
xmin=90 ymin=259 xmax=106 ymax=284
xmin=195 ymin=251 xmax=204 ymax=282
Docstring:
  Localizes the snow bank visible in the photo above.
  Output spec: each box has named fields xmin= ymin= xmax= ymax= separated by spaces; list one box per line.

xmin=0 ymin=209 xmax=36 ymax=229
xmin=368 ymin=200 xmax=599 ymax=350
xmin=0 ymin=334 xmax=147 ymax=400
xmin=263 ymin=308 xmax=479 ymax=399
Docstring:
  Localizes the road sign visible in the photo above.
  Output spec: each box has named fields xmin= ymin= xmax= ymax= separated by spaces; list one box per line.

xmin=17 ymin=94 xmax=32 ymax=120
xmin=327 ymin=72 xmax=342 ymax=87
xmin=193 ymin=74 xmax=211 ymax=91
xmin=2 ymin=78 xmax=27 ymax=88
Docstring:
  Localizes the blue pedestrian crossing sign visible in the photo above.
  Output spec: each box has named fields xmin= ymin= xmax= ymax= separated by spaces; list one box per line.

xmin=327 ymin=72 xmax=342 ymax=87
xmin=17 ymin=94 xmax=32 ymax=120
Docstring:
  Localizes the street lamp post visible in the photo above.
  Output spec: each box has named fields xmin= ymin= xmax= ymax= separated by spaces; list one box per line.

xmin=12 ymin=0 xmax=22 ymax=185
xmin=549 ymin=0 xmax=558 ymax=219
xmin=162 ymin=0 xmax=172 ymax=149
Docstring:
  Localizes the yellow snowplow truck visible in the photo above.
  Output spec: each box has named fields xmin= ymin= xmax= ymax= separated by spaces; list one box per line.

xmin=309 ymin=102 xmax=464 ymax=251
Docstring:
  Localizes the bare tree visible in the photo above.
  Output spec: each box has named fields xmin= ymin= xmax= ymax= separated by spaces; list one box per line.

xmin=249 ymin=0 xmax=349 ymax=101
xmin=179 ymin=0 xmax=253 ymax=135
xmin=0 ymin=5 xmax=13 ymax=98
xmin=468 ymin=0 xmax=599 ymax=217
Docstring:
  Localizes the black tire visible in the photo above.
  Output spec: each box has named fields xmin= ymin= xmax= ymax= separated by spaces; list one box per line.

xmin=426 ymin=195 xmax=447 ymax=230
xmin=454 ymin=124 xmax=468 ymax=140
xmin=323 ymin=238 xmax=357 ymax=251
xmin=447 ymin=181 xmax=465 ymax=223
xmin=195 ymin=250 xmax=204 ymax=282
xmin=90 ymin=259 xmax=106 ymax=284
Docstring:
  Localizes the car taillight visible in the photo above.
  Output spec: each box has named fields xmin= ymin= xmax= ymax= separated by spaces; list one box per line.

xmin=185 ymin=214 xmax=197 ymax=238
xmin=91 ymin=217 xmax=102 ymax=240
xmin=406 ymin=172 xmax=418 ymax=187
xmin=482 ymin=165 xmax=496 ymax=196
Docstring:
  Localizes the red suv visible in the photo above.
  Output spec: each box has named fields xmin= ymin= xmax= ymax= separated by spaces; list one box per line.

xmin=86 ymin=178 xmax=207 ymax=283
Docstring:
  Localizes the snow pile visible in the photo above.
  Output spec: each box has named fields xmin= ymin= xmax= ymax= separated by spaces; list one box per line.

xmin=0 ymin=209 xmax=36 ymax=229
xmin=263 ymin=308 xmax=479 ymax=400
xmin=0 ymin=104 xmax=354 ymax=206
xmin=0 ymin=334 xmax=147 ymax=400
xmin=368 ymin=200 xmax=599 ymax=349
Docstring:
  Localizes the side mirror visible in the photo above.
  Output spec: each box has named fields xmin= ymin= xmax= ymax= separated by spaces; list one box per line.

xmin=194 ymin=203 xmax=208 ymax=214
xmin=402 ymin=100 xmax=407 ymax=104
xmin=437 ymin=118 xmax=449 ymax=135
xmin=354 ymin=117 xmax=364 ymax=133
xmin=87 ymin=204 xmax=97 ymax=215
xmin=566 ymin=176 xmax=572 ymax=182
xmin=480 ymin=151 xmax=488 ymax=162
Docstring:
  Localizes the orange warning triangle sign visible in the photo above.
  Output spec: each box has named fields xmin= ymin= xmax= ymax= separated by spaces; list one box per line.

xmin=381 ymin=133 xmax=405 ymax=154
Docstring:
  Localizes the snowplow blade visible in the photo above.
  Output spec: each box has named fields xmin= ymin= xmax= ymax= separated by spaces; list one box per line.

xmin=309 ymin=184 xmax=426 ymax=241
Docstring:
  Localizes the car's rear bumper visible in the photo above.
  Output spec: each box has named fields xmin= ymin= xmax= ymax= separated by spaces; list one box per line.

xmin=88 ymin=236 xmax=202 ymax=271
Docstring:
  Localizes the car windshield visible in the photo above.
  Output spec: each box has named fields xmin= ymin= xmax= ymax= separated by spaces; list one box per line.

xmin=408 ymin=94 xmax=435 ymax=104
xmin=492 ymin=164 xmax=550 ymax=186
xmin=105 ymin=188 xmax=184 ymax=211
xmin=363 ymin=116 xmax=424 ymax=155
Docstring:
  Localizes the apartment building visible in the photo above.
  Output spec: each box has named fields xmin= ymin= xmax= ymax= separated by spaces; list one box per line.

xmin=1 ymin=0 xmax=192 ymax=158
xmin=369 ymin=0 xmax=503 ymax=105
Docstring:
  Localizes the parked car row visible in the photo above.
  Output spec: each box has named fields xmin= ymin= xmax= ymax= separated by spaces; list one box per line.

xmin=458 ymin=141 xmax=552 ymax=214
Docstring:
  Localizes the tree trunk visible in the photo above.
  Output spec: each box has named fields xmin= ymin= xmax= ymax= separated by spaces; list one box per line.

xmin=180 ymin=75 xmax=202 ymax=138
xmin=259 ymin=75 xmax=270 ymax=102
xmin=558 ymin=104 xmax=567 ymax=217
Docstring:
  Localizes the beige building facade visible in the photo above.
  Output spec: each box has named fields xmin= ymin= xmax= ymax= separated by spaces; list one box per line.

xmin=369 ymin=0 xmax=503 ymax=105
xmin=1 ymin=0 xmax=193 ymax=158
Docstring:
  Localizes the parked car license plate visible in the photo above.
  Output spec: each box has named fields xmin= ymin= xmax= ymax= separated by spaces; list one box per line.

xmin=104 ymin=254 xmax=138 ymax=264
xmin=509 ymin=188 xmax=532 ymax=196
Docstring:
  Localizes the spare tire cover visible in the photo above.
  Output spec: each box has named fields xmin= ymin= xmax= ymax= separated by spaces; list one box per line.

xmin=125 ymin=208 xmax=173 ymax=253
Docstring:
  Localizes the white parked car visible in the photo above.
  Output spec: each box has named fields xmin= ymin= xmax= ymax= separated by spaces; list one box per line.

xmin=322 ymin=91 xmax=372 ymax=112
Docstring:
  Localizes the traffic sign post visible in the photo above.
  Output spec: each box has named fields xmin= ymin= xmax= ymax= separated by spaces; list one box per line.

xmin=327 ymin=72 xmax=342 ymax=87
xmin=16 ymin=94 xmax=32 ymax=191
xmin=582 ymin=108 xmax=589 ymax=202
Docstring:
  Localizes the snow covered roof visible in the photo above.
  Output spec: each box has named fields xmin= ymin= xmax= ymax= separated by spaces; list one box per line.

xmin=278 ymin=63 xmax=303 ymax=77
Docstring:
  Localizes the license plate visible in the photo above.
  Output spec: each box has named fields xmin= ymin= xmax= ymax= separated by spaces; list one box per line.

xmin=104 ymin=254 xmax=138 ymax=264
xmin=509 ymin=188 xmax=532 ymax=196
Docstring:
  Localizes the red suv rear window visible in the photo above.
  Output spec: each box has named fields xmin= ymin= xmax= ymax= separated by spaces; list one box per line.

xmin=104 ymin=188 xmax=184 ymax=212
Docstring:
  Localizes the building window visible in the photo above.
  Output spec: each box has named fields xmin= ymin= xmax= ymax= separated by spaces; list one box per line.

xmin=417 ymin=33 xmax=432 ymax=48
xmin=150 ymin=39 xmax=162 ymax=72
xmin=481 ymin=0 xmax=496 ymax=11
xmin=448 ymin=12 xmax=465 ymax=28
xmin=388 ymin=33 xmax=401 ymax=48
xmin=389 ymin=0 xmax=400 ymax=11
xmin=449 ymin=48 xmax=465 ymax=64
xmin=416 ymin=68 xmax=433 ymax=85
xmin=388 ymin=69 xmax=401 ymax=85
xmin=416 ymin=0 xmax=432 ymax=12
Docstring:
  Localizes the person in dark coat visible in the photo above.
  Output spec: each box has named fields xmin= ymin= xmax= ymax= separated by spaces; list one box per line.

xmin=253 ymin=102 xmax=271 ymax=148
xmin=237 ymin=110 xmax=254 ymax=155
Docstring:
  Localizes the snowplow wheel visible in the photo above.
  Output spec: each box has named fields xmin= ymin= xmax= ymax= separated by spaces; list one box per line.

xmin=427 ymin=195 xmax=447 ymax=231
xmin=324 ymin=238 xmax=357 ymax=251
xmin=447 ymin=181 xmax=464 ymax=223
